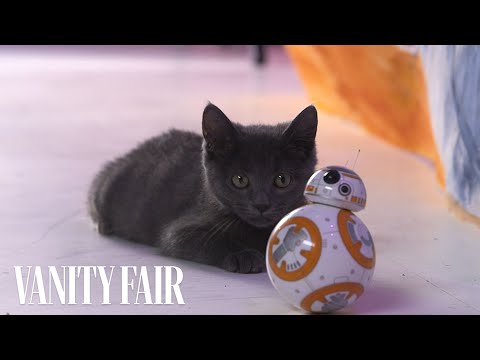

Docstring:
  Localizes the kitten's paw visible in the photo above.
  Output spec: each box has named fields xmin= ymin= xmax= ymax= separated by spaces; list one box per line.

xmin=222 ymin=249 xmax=265 ymax=274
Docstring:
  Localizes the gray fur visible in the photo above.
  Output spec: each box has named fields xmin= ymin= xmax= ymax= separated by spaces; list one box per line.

xmin=88 ymin=103 xmax=318 ymax=273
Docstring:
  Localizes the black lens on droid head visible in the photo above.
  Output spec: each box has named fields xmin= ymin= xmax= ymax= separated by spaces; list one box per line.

xmin=339 ymin=183 xmax=351 ymax=196
xmin=323 ymin=170 xmax=340 ymax=184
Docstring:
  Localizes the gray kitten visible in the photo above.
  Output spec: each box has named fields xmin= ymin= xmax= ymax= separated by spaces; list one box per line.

xmin=88 ymin=103 xmax=317 ymax=273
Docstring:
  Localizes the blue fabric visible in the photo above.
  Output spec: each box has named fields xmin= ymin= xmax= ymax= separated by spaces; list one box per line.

xmin=420 ymin=45 xmax=480 ymax=218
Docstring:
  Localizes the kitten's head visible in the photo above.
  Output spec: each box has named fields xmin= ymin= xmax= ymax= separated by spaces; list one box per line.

xmin=202 ymin=103 xmax=318 ymax=228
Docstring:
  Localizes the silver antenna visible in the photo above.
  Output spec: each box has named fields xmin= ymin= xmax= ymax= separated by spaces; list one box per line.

xmin=352 ymin=149 xmax=361 ymax=170
xmin=345 ymin=160 xmax=349 ymax=167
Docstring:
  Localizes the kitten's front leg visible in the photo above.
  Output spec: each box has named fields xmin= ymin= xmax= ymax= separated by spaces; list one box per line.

xmin=220 ymin=225 xmax=272 ymax=273
xmin=158 ymin=217 xmax=270 ymax=274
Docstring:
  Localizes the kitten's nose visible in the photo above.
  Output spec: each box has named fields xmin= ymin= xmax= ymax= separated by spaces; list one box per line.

xmin=255 ymin=204 xmax=270 ymax=213
xmin=253 ymin=192 xmax=270 ymax=214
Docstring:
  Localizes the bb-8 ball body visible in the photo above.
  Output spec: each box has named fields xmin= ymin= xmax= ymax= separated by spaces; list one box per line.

xmin=266 ymin=166 xmax=375 ymax=313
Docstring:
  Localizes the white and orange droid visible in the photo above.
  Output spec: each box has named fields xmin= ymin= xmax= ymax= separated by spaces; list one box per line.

xmin=266 ymin=166 xmax=375 ymax=313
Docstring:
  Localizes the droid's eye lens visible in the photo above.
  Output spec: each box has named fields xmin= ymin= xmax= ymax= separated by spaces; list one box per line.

xmin=323 ymin=170 xmax=340 ymax=184
xmin=339 ymin=183 xmax=351 ymax=196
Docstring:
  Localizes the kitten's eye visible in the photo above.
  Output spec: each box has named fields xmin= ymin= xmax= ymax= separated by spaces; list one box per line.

xmin=274 ymin=174 xmax=291 ymax=188
xmin=232 ymin=175 xmax=249 ymax=189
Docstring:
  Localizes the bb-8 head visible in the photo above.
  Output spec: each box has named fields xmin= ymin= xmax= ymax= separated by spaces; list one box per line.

xmin=304 ymin=166 xmax=367 ymax=212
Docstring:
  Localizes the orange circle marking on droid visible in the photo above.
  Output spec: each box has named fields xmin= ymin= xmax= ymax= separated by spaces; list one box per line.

xmin=268 ymin=216 xmax=322 ymax=282
xmin=300 ymin=282 xmax=364 ymax=312
xmin=338 ymin=209 xmax=375 ymax=269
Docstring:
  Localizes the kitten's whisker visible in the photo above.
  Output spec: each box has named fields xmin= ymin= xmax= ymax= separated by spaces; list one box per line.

xmin=199 ymin=216 xmax=230 ymax=241
xmin=203 ymin=217 xmax=236 ymax=248
xmin=200 ymin=216 xmax=233 ymax=244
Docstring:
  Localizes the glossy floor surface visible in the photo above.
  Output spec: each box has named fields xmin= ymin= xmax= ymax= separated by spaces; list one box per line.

xmin=1 ymin=46 xmax=479 ymax=314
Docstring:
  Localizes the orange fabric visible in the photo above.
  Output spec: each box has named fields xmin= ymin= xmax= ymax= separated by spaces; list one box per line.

xmin=285 ymin=45 xmax=445 ymax=186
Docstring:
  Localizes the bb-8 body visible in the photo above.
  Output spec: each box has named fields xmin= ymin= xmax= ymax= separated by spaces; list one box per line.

xmin=266 ymin=166 xmax=375 ymax=313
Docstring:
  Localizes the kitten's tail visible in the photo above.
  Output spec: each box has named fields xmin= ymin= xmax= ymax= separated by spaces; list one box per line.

xmin=87 ymin=158 xmax=126 ymax=225
xmin=87 ymin=166 xmax=108 ymax=224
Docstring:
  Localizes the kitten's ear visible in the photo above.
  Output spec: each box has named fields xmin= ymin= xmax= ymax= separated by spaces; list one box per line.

xmin=282 ymin=105 xmax=318 ymax=157
xmin=202 ymin=103 xmax=237 ymax=156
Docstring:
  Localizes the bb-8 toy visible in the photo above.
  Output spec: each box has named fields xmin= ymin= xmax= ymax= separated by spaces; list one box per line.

xmin=266 ymin=165 xmax=375 ymax=313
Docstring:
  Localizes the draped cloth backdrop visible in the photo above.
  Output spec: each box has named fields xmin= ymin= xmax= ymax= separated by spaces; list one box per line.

xmin=285 ymin=45 xmax=480 ymax=224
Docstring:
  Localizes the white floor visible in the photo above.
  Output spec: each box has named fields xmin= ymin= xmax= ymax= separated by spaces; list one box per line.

xmin=0 ymin=45 xmax=479 ymax=315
